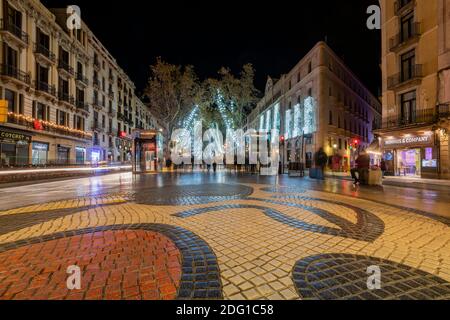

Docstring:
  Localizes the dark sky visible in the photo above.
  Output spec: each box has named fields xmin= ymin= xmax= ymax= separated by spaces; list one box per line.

xmin=41 ymin=0 xmax=381 ymax=97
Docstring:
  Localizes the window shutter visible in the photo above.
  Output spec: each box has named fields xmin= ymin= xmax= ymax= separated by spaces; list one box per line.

xmin=19 ymin=94 xmax=24 ymax=114
xmin=32 ymin=101 xmax=36 ymax=118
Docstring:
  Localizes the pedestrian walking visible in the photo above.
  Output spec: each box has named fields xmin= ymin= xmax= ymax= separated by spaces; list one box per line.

xmin=314 ymin=148 xmax=328 ymax=180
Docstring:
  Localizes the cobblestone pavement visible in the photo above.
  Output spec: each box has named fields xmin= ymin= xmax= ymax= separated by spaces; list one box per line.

xmin=0 ymin=173 xmax=450 ymax=300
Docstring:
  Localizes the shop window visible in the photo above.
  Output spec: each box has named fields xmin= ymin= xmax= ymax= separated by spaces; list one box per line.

xmin=32 ymin=142 xmax=49 ymax=165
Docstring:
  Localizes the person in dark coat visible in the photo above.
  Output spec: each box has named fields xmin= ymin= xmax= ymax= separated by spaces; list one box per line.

xmin=380 ymin=159 xmax=387 ymax=178
xmin=351 ymin=151 xmax=370 ymax=185
xmin=314 ymin=148 xmax=328 ymax=180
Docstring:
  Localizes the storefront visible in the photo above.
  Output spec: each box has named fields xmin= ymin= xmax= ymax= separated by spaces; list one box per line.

xmin=381 ymin=132 xmax=438 ymax=179
xmin=57 ymin=145 xmax=71 ymax=165
xmin=0 ymin=128 xmax=31 ymax=167
xmin=75 ymin=147 xmax=86 ymax=165
xmin=132 ymin=130 xmax=161 ymax=173
xmin=31 ymin=142 xmax=49 ymax=165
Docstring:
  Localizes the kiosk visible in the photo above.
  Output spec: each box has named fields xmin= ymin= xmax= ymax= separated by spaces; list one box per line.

xmin=132 ymin=130 xmax=162 ymax=173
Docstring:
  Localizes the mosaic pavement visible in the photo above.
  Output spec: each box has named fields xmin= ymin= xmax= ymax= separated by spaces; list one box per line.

xmin=0 ymin=182 xmax=449 ymax=300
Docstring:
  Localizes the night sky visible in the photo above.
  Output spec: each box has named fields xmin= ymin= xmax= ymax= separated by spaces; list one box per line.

xmin=41 ymin=0 xmax=381 ymax=98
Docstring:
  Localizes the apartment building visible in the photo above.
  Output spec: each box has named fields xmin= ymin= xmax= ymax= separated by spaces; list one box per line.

xmin=378 ymin=0 xmax=450 ymax=179
xmin=247 ymin=42 xmax=382 ymax=171
xmin=0 ymin=0 xmax=159 ymax=167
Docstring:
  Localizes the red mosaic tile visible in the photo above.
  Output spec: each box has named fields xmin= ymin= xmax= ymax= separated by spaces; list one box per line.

xmin=0 ymin=230 xmax=182 ymax=300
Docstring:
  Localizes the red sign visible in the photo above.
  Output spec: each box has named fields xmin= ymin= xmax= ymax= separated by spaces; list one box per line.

xmin=34 ymin=120 xmax=43 ymax=130
xmin=119 ymin=131 xmax=127 ymax=138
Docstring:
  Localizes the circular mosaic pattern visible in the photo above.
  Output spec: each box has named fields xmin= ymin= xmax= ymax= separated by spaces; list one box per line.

xmin=0 ymin=224 xmax=223 ymax=300
xmin=260 ymin=186 xmax=307 ymax=194
xmin=0 ymin=230 xmax=181 ymax=300
xmin=134 ymin=183 xmax=253 ymax=205
xmin=292 ymin=254 xmax=450 ymax=300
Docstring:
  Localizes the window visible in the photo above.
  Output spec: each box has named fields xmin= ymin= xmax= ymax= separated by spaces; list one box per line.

xmin=57 ymin=110 xmax=67 ymax=126
xmin=4 ymin=44 xmax=18 ymax=70
xmin=308 ymin=62 xmax=312 ymax=73
xmin=400 ymin=90 xmax=416 ymax=124
xmin=37 ymin=29 xmax=50 ymax=50
xmin=400 ymin=11 xmax=415 ymax=42
xmin=59 ymin=47 xmax=69 ymax=65
xmin=4 ymin=89 xmax=16 ymax=113
xmin=36 ymin=64 xmax=49 ymax=85
xmin=308 ymin=88 xmax=312 ymax=97
xmin=74 ymin=115 xmax=84 ymax=130
xmin=401 ymin=49 xmax=416 ymax=82
xmin=35 ymin=102 xmax=47 ymax=120
xmin=6 ymin=4 xmax=22 ymax=30
xmin=329 ymin=110 xmax=333 ymax=125
xmin=77 ymin=61 xmax=83 ymax=75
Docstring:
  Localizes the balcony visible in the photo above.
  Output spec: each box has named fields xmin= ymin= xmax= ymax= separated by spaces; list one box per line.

xmin=389 ymin=23 xmax=421 ymax=52
xmin=438 ymin=104 xmax=450 ymax=119
xmin=34 ymin=81 xmax=56 ymax=98
xmin=75 ymin=73 xmax=89 ymax=87
xmin=93 ymin=78 xmax=100 ymax=89
xmin=381 ymin=107 xmax=441 ymax=130
xmin=117 ymin=112 xmax=126 ymax=122
xmin=34 ymin=43 xmax=56 ymax=65
xmin=108 ymin=126 xmax=118 ymax=136
xmin=76 ymin=100 xmax=90 ymax=113
xmin=92 ymin=98 xmax=103 ymax=110
xmin=108 ymin=108 xmax=117 ymax=117
xmin=387 ymin=65 xmax=423 ymax=90
xmin=58 ymin=92 xmax=75 ymax=106
xmin=57 ymin=60 xmax=74 ymax=77
xmin=394 ymin=0 xmax=414 ymax=16
xmin=93 ymin=58 xmax=101 ymax=70
xmin=7 ymin=114 xmax=91 ymax=140
xmin=91 ymin=121 xmax=104 ymax=132
xmin=0 ymin=19 xmax=29 ymax=47
xmin=0 ymin=64 xmax=31 ymax=87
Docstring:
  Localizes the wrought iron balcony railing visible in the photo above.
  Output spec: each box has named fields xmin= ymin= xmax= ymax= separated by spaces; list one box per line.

xmin=57 ymin=60 xmax=74 ymax=75
xmin=76 ymin=73 xmax=89 ymax=86
xmin=0 ymin=64 xmax=31 ymax=85
xmin=0 ymin=19 xmax=29 ymax=45
xmin=394 ymin=0 xmax=414 ymax=15
xmin=34 ymin=43 xmax=56 ymax=63
xmin=91 ymin=121 xmax=104 ymax=132
xmin=389 ymin=23 xmax=421 ymax=51
xmin=381 ymin=107 xmax=448 ymax=129
xmin=34 ymin=80 xmax=56 ymax=96
xmin=387 ymin=65 xmax=423 ymax=90
xmin=58 ymin=92 xmax=75 ymax=105
xmin=76 ymin=100 xmax=89 ymax=112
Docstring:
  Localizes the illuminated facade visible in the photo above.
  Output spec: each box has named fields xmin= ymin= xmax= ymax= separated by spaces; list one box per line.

xmin=378 ymin=0 xmax=450 ymax=179
xmin=0 ymin=0 xmax=159 ymax=167
xmin=247 ymin=42 xmax=381 ymax=171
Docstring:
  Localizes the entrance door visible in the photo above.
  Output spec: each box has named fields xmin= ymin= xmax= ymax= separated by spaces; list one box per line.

xmin=145 ymin=151 xmax=155 ymax=171
xmin=397 ymin=149 xmax=421 ymax=177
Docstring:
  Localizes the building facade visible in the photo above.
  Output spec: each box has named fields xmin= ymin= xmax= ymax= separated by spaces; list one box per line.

xmin=247 ymin=42 xmax=382 ymax=172
xmin=0 ymin=0 xmax=159 ymax=167
xmin=378 ymin=0 xmax=450 ymax=179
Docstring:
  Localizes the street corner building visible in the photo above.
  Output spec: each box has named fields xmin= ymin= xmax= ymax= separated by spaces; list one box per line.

xmin=246 ymin=41 xmax=382 ymax=173
xmin=377 ymin=0 xmax=450 ymax=179
xmin=0 ymin=0 xmax=161 ymax=168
